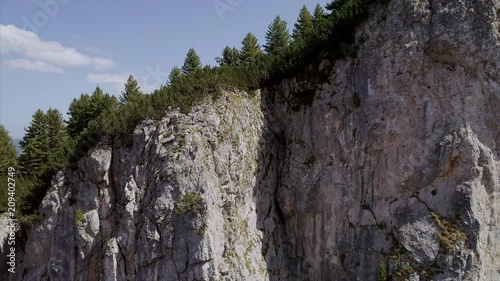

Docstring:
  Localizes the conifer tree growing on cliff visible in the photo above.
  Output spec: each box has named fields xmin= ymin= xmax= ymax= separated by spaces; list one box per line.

xmin=19 ymin=109 xmax=67 ymax=176
xmin=19 ymin=109 xmax=48 ymax=176
xmin=240 ymin=33 xmax=263 ymax=65
xmin=264 ymin=16 xmax=291 ymax=55
xmin=312 ymin=4 xmax=329 ymax=41
xmin=44 ymin=108 xmax=70 ymax=171
xmin=120 ymin=75 xmax=142 ymax=104
xmin=45 ymin=109 xmax=68 ymax=151
xmin=326 ymin=0 xmax=365 ymax=21
xmin=168 ymin=66 xmax=183 ymax=85
xmin=182 ymin=48 xmax=202 ymax=75
xmin=293 ymin=5 xmax=314 ymax=40
xmin=66 ymin=87 xmax=118 ymax=138
xmin=215 ymin=46 xmax=240 ymax=66
xmin=313 ymin=4 xmax=325 ymax=24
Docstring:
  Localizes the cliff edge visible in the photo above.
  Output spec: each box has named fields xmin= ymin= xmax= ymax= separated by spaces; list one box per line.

xmin=7 ymin=0 xmax=500 ymax=280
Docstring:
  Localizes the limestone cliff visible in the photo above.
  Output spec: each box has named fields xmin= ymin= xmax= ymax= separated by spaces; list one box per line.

xmin=5 ymin=0 xmax=500 ymax=280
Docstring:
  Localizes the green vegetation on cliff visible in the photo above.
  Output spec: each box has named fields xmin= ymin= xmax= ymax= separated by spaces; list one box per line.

xmin=3 ymin=0 xmax=377 ymax=218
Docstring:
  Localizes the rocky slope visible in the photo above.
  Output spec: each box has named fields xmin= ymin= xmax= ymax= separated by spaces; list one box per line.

xmin=4 ymin=0 xmax=500 ymax=280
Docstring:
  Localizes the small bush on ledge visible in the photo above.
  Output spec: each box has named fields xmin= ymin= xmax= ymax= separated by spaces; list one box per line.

xmin=430 ymin=211 xmax=468 ymax=253
xmin=176 ymin=193 xmax=205 ymax=215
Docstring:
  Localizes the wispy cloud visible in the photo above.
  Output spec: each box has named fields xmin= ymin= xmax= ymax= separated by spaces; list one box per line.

xmin=0 ymin=24 xmax=114 ymax=71
xmin=3 ymin=59 xmax=64 ymax=74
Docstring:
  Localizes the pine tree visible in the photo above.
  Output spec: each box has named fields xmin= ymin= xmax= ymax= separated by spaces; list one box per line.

xmin=240 ymin=33 xmax=262 ymax=64
xmin=181 ymin=48 xmax=202 ymax=75
xmin=15 ymin=109 xmax=68 ymax=215
xmin=66 ymin=94 xmax=91 ymax=138
xmin=326 ymin=0 xmax=349 ymax=12
xmin=293 ymin=5 xmax=314 ymax=40
xmin=19 ymin=109 xmax=69 ymax=176
xmin=312 ymin=4 xmax=330 ymax=41
xmin=215 ymin=46 xmax=240 ymax=66
xmin=326 ymin=0 xmax=365 ymax=24
xmin=45 ymin=109 xmax=68 ymax=150
xmin=43 ymin=108 xmax=69 ymax=172
xmin=168 ymin=66 xmax=183 ymax=85
xmin=264 ymin=16 xmax=291 ymax=55
xmin=0 ymin=125 xmax=17 ymax=172
xmin=19 ymin=109 xmax=49 ymax=175
xmin=313 ymin=4 xmax=325 ymax=24
xmin=119 ymin=75 xmax=142 ymax=104
xmin=90 ymin=86 xmax=117 ymax=112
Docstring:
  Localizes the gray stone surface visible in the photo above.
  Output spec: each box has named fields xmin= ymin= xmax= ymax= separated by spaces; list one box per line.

xmin=16 ymin=91 xmax=283 ymax=281
xmin=6 ymin=0 xmax=500 ymax=280
xmin=263 ymin=0 xmax=500 ymax=279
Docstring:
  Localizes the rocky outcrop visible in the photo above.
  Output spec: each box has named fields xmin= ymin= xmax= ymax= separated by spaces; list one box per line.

xmin=7 ymin=0 xmax=500 ymax=280
xmin=14 ymin=91 xmax=288 ymax=281
xmin=264 ymin=0 xmax=500 ymax=280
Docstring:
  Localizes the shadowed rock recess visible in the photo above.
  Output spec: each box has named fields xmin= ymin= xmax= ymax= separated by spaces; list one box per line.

xmin=6 ymin=0 xmax=500 ymax=280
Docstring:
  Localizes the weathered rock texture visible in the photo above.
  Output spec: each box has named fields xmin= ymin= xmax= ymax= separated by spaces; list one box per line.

xmin=264 ymin=0 xmax=500 ymax=280
xmin=5 ymin=0 xmax=500 ymax=280
xmin=13 ymin=91 xmax=286 ymax=281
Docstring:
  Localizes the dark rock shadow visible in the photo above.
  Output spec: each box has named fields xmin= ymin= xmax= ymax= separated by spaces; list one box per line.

xmin=252 ymin=88 xmax=290 ymax=281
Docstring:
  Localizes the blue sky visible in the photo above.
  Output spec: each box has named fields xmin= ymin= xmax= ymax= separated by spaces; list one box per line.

xmin=0 ymin=0 xmax=330 ymax=139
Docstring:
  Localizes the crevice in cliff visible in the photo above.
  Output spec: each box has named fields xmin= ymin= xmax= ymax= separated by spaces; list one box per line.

xmin=118 ymin=243 xmax=129 ymax=279
xmin=169 ymin=230 xmax=186 ymax=281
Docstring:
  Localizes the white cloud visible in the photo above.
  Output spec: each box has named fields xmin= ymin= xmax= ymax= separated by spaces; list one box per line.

xmin=0 ymin=24 xmax=114 ymax=71
xmin=3 ymin=59 xmax=64 ymax=74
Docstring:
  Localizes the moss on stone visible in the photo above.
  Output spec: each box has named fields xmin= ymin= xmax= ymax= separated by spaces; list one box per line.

xmin=377 ymin=260 xmax=389 ymax=281
xmin=75 ymin=208 xmax=85 ymax=225
xmin=392 ymin=263 xmax=415 ymax=280
xmin=18 ymin=213 xmax=45 ymax=226
xmin=304 ymin=155 xmax=317 ymax=168
xmin=175 ymin=193 xmax=205 ymax=215
xmin=430 ymin=211 xmax=467 ymax=253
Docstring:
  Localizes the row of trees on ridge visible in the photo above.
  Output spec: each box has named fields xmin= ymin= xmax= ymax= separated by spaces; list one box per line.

xmin=0 ymin=0 xmax=372 ymax=219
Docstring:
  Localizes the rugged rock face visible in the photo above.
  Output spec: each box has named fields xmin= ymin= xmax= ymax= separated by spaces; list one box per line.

xmin=264 ymin=0 xmax=500 ymax=280
xmin=14 ymin=91 xmax=287 ymax=281
xmin=6 ymin=0 xmax=500 ymax=280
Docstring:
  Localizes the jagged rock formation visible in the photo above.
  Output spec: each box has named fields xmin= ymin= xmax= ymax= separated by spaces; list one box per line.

xmin=14 ymin=91 xmax=284 ymax=281
xmin=4 ymin=0 xmax=500 ymax=280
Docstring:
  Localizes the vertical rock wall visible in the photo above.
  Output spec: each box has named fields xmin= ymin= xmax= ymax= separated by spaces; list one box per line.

xmin=7 ymin=0 xmax=500 ymax=280
xmin=265 ymin=0 xmax=500 ymax=279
